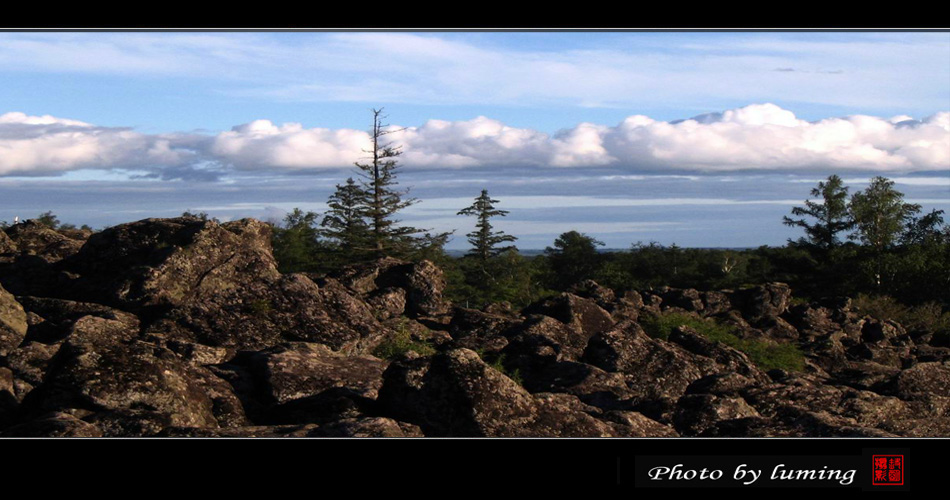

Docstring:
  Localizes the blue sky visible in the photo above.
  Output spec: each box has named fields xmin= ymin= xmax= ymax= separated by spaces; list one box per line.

xmin=0 ymin=31 xmax=948 ymax=249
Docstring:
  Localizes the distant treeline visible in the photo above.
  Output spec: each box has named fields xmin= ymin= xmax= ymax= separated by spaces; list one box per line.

xmin=264 ymin=171 xmax=948 ymax=313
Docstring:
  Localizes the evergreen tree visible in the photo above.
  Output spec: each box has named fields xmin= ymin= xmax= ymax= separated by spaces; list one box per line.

xmin=544 ymin=230 xmax=604 ymax=289
xmin=457 ymin=189 xmax=517 ymax=260
xmin=783 ymin=174 xmax=853 ymax=249
xmin=354 ymin=108 xmax=434 ymax=258
xmin=321 ymin=177 xmax=371 ymax=260
xmin=272 ymin=208 xmax=324 ymax=273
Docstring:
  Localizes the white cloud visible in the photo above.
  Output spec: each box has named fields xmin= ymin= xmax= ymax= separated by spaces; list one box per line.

xmin=207 ymin=103 xmax=948 ymax=173
xmin=210 ymin=120 xmax=369 ymax=170
xmin=1 ymin=104 xmax=948 ymax=177
xmin=595 ymin=105 xmax=950 ymax=172
xmin=0 ymin=112 xmax=199 ymax=176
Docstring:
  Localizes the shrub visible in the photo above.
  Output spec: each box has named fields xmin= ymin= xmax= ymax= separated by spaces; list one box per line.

xmin=489 ymin=353 xmax=524 ymax=386
xmin=372 ymin=319 xmax=436 ymax=360
xmin=640 ymin=311 xmax=805 ymax=372
xmin=853 ymin=294 xmax=950 ymax=335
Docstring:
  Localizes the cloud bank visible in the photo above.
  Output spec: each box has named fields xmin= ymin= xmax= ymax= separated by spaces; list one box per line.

xmin=0 ymin=112 xmax=201 ymax=176
xmin=1 ymin=104 xmax=948 ymax=178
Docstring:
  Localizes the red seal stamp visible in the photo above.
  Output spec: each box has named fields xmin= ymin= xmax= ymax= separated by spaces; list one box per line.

xmin=872 ymin=455 xmax=903 ymax=486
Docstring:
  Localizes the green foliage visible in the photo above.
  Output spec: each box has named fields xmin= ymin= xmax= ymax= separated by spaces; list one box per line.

xmin=372 ymin=319 xmax=436 ymax=360
xmin=901 ymin=209 xmax=947 ymax=246
xmin=34 ymin=211 xmax=61 ymax=229
xmin=320 ymin=177 xmax=371 ymax=262
xmin=271 ymin=208 xmax=333 ymax=274
xmin=457 ymin=189 xmax=517 ymax=260
xmin=543 ymin=230 xmax=604 ymax=290
xmin=595 ymin=242 xmax=756 ymax=292
xmin=446 ymin=250 xmax=554 ymax=310
xmin=849 ymin=176 xmax=922 ymax=252
xmin=783 ymin=174 xmax=853 ymax=250
xmin=247 ymin=299 xmax=273 ymax=317
xmin=17 ymin=211 xmax=92 ymax=232
xmin=853 ymin=294 xmax=950 ymax=335
xmin=181 ymin=210 xmax=220 ymax=222
xmin=479 ymin=351 xmax=524 ymax=386
xmin=640 ymin=312 xmax=805 ymax=372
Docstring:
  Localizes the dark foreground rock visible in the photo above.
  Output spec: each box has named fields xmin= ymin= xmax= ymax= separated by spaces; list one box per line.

xmin=1 ymin=216 xmax=948 ymax=437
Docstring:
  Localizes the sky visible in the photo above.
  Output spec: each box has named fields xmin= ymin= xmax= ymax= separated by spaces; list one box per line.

xmin=0 ymin=30 xmax=948 ymax=249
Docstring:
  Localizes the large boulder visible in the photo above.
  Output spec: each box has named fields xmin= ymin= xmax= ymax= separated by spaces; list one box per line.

xmin=673 ymin=393 xmax=760 ymax=436
xmin=515 ymin=360 xmax=637 ymax=410
xmin=582 ymin=321 xmax=720 ymax=401
xmin=730 ymin=283 xmax=792 ymax=322
xmin=15 ymin=296 xmax=139 ymax=344
xmin=23 ymin=331 xmax=222 ymax=430
xmin=501 ymin=314 xmax=588 ymax=367
xmin=58 ymin=217 xmax=390 ymax=353
xmin=0 ymin=230 xmax=15 ymax=254
xmin=0 ymin=411 xmax=103 ymax=437
xmin=377 ymin=349 xmax=629 ymax=437
xmin=63 ymin=217 xmax=279 ymax=310
xmin=334 ymin=257 xmax=449 ymax=317
xmin=3 ymin=221 xmax=85 ymax=263
xmin=660 ymin=288 xmax=705 ymax=313
xmin=881 ymin=362 xmax=950 ymax=400
xmin=151 ymin=274 xmax=390 ymax=352
xmin=0 ymin=283 xmax=27 ymax=356
xmin=523 ymin=293 xmax=615 ymax=339
xmin=568 ymin=280 xmax=616 ymax=309
xmin=447 ymin=307 xmax=520 ymax=354
xmin=377 ymin=349 xmax=539 ymax=436
xmin=246 ymin=342 xmax=387 ymax=404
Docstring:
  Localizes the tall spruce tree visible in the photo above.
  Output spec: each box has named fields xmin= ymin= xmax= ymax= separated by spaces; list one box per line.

xmin=783 ymin=174 xmax=854 ymax=250
xmin=354 ymin=108 xmax=429 ymax=258
xmin=457 ymin=189 xmax=517 ymax=260
xmin=321 ymin=177 xmax=370 ymax=259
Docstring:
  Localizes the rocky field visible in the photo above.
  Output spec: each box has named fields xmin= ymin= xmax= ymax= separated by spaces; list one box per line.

xmin=1 ymin=217 xmax=949 ymax=437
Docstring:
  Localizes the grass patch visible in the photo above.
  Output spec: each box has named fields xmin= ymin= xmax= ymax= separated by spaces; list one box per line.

xmin=373 ymin=319 xmax=436 ymax=360
xmin=488 ymin=353 xmax=524 ymax=386
xmin=247 ymin=299 xmax=273 ymax=316
xmin=640 ymin=312 xmax=805 ymax=372
xmin=473 ymin=350 xmax=524 ymax=386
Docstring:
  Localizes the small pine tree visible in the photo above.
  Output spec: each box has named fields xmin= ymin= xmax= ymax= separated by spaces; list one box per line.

xmin=321 ymin=177 xmax=371 ymax=261
xmin=272 ymin=208 xmax=323 ymax=273
xmin=457 ymin=189 xmax=517 ymax=260
xmin=783 ymin=174 xmax=853 ymax=250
